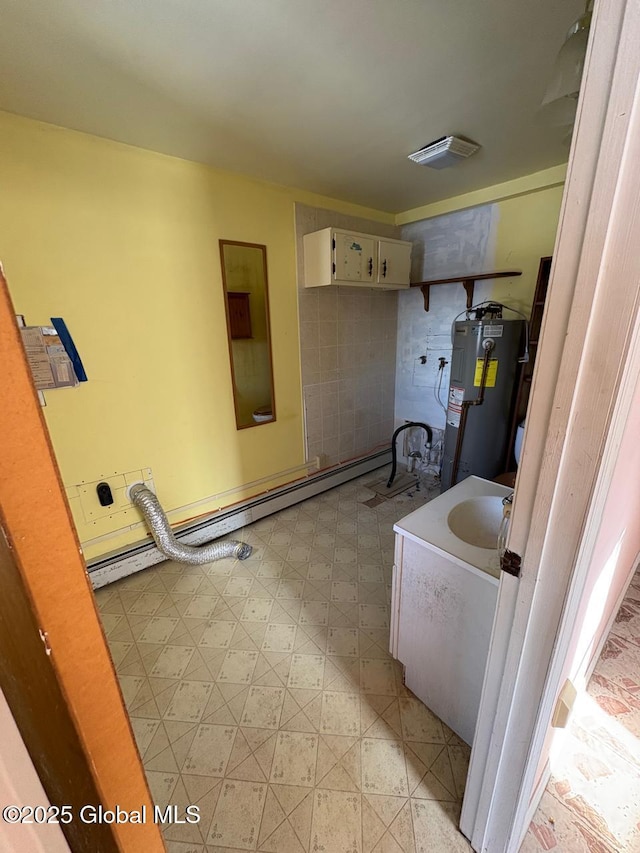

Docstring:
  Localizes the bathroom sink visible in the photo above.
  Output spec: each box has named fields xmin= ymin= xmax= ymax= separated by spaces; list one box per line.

xmin=446 ymin=495 xmax=504 ymax=549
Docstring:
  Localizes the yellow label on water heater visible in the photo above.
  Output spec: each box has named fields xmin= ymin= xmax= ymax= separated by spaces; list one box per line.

xmin=474 ymin=358 xmax=498 ymax=387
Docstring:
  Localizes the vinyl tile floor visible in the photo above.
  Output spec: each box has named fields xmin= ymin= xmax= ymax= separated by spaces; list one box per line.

xmin=96 ymin=469 xmax=473 ymax=853
xmin=522 ymin=567 xmax=640 ymax=852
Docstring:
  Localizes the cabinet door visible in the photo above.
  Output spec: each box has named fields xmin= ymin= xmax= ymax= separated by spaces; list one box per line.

xmin=377 ymin=240 xmax=411 ymax=286
xmin=333 ymin=232 xmax=376 ymax=283
xmin=396 ymin=537 xmax=498 ymax=745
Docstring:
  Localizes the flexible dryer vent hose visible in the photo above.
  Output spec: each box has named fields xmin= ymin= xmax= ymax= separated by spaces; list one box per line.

xmin=130 ymin=484 xmax=252 ymax=564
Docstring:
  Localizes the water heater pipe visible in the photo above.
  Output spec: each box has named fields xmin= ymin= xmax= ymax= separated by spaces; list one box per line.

xmin=450 ymin=339 xmax=495 ymax=487
xmin=129 ymin=484 xmax=252 ymax=564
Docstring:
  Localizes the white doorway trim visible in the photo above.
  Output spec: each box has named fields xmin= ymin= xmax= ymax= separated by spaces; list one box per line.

xmin=462 ymin=1 xmax=640 ymax=850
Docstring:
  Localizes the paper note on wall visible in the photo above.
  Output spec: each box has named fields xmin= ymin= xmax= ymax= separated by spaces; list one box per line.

xmin=20 ymin=326 xmax=78 ymax=390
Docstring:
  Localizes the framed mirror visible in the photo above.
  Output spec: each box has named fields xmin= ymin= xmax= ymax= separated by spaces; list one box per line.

xmin=219 ymin=240 xmax=276 ymax=429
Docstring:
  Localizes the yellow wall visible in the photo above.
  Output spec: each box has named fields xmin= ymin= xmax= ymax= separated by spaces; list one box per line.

xmin=0 ymin=111 xmax=392 ymax=559
xmin=491 ymin=185 xmax=564 ymax=313
xmin=0 ymin=110 xmax=564 ymax=561
xmin=396 ymin=164 xmax=566 ymax=225
xmin=400 ymin=175 xmax=565 ymax=315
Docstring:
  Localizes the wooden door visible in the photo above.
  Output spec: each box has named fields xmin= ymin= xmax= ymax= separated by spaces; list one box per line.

xmin=0 ymin=267 xmax=164 ymax=852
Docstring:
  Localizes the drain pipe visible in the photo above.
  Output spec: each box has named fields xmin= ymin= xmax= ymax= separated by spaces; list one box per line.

xmin=387 ymin=422 xmax=433 ymax=488
xmin=450 ymin=339 xmax=494 ymax=487
xmin=129 ymin=484 xmax=252 ymax=564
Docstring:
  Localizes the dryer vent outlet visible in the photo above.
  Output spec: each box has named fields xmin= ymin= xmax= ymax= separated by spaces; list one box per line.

xmin=126 ymin=481 xmax=146 ymax=503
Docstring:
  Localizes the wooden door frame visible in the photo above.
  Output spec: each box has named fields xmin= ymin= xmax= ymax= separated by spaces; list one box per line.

xmin=0 ymin=267 xmax=164 ymax=852
xmin=462 ymin=1 xmax=640 ymax=850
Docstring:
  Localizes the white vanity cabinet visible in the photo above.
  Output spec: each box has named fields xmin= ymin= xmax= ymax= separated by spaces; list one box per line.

xmin=303 ymin=227 xmax=411 ymax=290
xmin=390 ymin=533 xmax=498 ymax=745
xmin=389 ymin=478 xmax=509 ymax=745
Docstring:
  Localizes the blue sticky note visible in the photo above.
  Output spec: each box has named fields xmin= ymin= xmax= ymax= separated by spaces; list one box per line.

xmin=50 ymin=317 xmax=88 ymax=382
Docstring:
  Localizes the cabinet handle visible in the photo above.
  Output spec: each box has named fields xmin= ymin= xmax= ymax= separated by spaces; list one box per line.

xmin=382 ymin=259 xmax=387 ymax=278
xmin=368 ymin=257 xmax=373 ymax=277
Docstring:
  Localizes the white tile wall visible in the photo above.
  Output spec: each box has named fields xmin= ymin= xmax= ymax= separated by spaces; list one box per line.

xmin=295 ymin=202 xmax=501 ymax=468
xmin=295 ymin=204 xmax=401 ymax=467
xmin=395 ymin=205 xmax=499 ymax=431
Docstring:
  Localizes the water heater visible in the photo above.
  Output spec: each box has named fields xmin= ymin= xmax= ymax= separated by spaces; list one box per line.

xmin=440 ymin=315 xmax=524 ymax=492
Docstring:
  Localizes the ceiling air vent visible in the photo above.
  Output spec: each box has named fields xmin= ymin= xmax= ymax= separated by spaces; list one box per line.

xmin=408 ymin=136 xmax=480 ymax=169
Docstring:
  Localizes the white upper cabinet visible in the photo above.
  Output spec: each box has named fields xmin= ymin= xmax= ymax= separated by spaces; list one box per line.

xmin=334 ymin=231 xmax=376 ymax=283
xmin=303 ymin=228 xmax=411 ymax=290
xmin=377 ymin=239 xmax=412 ymax=287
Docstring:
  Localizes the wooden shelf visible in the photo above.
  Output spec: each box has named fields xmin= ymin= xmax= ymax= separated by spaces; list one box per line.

xmin=409 ymin=270 xmax=522 ymax=312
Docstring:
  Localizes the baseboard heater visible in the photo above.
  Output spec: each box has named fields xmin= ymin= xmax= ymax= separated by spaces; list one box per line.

xmin=88 ymin=449 xmax=391 ymax=588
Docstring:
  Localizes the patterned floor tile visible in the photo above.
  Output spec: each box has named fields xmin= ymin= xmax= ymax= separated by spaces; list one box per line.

xmin=320 ymin=691 xmax=361 ymax=736
xmin=269 ymin=731 xmax=318 ymax=787
xmin=182 ymin=724 xmax=236 ymax=777
xmin=288 ymin=654 xmax=324 ymax=690
xmin=151 ymin=645 xmax=196 ymax=679
xmin=184 ymin=595 xmax=221 ymax=619
xmin=240 ymin=686 xmax=285 ymax=730
xmin=98 ymin=469 xmax=470 ymax=852
xmin=261 ymin=623 xmax=296 ymax=653
xmin=411 ymin=800 xmax=469 ymax=852
xmin=199 ymin=621 xmax=236 ymax=650
xmin=208 ymin=780 xmax=267 ymax=848
xmin=399 ymin=698 xmax=445 ymax=743
xmin=310 ymin=789 xmax=362 ymax=853
xmin=362 ymin=738 xmax=408 ymax=796
xmin=138 ymin=615 xmax=180 ymax=644
xmin=164 ymin=681 xmax=214 ymax=724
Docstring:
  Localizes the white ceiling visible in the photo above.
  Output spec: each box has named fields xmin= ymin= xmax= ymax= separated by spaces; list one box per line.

xmin=0 ymin=0 xmax=583 ymax=212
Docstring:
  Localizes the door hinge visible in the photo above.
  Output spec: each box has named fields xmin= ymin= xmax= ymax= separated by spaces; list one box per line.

xmin=501 ymin=549 xmax=521 ymax=578
xmin=332 ymin=262 xmax=336 ymax=275
xmin=332 ymin=238 xmax=336 ymax=250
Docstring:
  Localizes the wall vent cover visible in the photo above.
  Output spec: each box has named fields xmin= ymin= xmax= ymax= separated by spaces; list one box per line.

xmin=408 ymin=135 xmax=480 ymax=169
